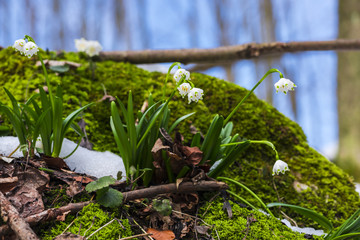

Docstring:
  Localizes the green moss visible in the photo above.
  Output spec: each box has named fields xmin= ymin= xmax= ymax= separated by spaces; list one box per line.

xmin=201 ymin=198 xmax=324 ymax=239
xmin=0 ymin=47 xmax=359 ymax=230
xmin=38 ymin=203 xmax=133 ymax=239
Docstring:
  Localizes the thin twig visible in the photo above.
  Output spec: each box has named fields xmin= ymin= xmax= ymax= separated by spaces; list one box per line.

xmin=201 ymin=192 xmax=221 ymax=218
xmin=83 ymin=216 xmax=96 ymax=237
xmin=280 ymin=210 xmax=298 ymax=227
xmin=86 ymin=218 xmax=116 ymax=239
xmin=130 ymin=217 xmax=154 ymax=240
xmin=119 ymin=233 xmax=152 ymax=240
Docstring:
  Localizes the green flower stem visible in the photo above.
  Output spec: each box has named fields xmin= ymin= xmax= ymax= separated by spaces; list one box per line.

xmin=226 ymin=189 xmax=258 ymax=210
xmin=162 ymin=62 xmax=181 ymax=102
xmin=224 ymin=68 xmax=283 ymax=125
xmin=221 ymin=140 xmax=279 ymax=160
xmin=217 ymin=176 xmax=274 ymax=217
xmin=37 ymin=51 xmax=55 ymax=115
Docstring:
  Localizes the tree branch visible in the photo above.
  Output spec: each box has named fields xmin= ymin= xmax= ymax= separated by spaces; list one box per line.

xmin=0 ymin=191 xmax=39 ymax=240
xmin=99 ymin=39 xmax=360 ymax=64
xmin=122 ymin=180 xmax=228 ymax=202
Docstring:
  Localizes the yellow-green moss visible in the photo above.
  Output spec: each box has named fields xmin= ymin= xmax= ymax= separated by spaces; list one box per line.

xmin=201 ymin=198 xmax=324 ymax=239
xmin=0 ymin=47 xmax=359 ymax=230
xmin=38 ymin=203 xmax=132 ymax=239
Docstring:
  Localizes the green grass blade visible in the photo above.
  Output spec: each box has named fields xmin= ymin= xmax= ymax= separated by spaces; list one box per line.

xmin=330 ymin=232 xmax=360 ymax=240
xmin=219 ymin=176 xmax=274 ymax=217
xmin=227 ymin=189 xmax=258 ymax=210
xmin=168 ymin=112 xmax=196 ymax=134
xmin=267 ymin=202 xmax=333 ymax=232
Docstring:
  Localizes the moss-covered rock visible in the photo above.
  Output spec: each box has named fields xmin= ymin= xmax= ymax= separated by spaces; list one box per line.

xmin=0 ymin=47 xmax=359 ymax=233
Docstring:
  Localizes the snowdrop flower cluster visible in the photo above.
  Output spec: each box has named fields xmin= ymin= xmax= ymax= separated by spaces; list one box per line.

xmin=75 ymin=38 xmax=102 ymax=57
xmin=13 ymin=39 xmax=39 ymax=58
xmin=272 ymin=159 xmax=290 ymax=176
xmin=174 ymin=69 xmax=204 ymax=104
xmin=274 ymin=78 xmax=296 ymax=94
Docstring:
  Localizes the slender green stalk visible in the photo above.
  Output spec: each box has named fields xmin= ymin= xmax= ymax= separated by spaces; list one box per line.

xmin=221 ymin=140 xmax=279 ymax=160
xmin=226 ymin=190 xmax=258 ymax=210
xmin=224 ymin=68 xmax=283 ymax=125
xmin=217 ymin=176 xmax=274 ymax=217
xmin=162 ymin=62 xmax=181 ymax=102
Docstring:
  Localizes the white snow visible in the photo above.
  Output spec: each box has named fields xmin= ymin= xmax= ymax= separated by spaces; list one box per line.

xmin=0 ymin=136 xmax=125 ymax=180
xmin=281 ymin=218 xmax=325 ymax=236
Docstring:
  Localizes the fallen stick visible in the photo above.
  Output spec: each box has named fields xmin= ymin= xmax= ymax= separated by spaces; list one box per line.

xmin=123 ymin=180 xmax=228 ymax=202
xmin=0 ymin=201 xmax=92 ymax=236
xmin=98 ymin=39 xmax=360 ymax=64
xmin=0 ymin=191 xmax=39 ymax=240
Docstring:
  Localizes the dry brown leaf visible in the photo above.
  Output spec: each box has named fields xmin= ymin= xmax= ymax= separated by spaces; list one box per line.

xmin=0 ymin=176 xmax=18 ymax=193
xmin=56 ymin=210 xmax=71 ymax=221
xmin=147 ymin=228 xmax=175 ymax=240
xmin=43 ymin=156 xmax=69 ymax=170
xmin=176 ymin=178 xmax=183 ymax=190
xmin=73 ymin=176 xmax=94 ymax=184
xmin=66 ymin=181 xmax=83 ymax=197
xmin=181 ymin=146 xmax=203 ymax=165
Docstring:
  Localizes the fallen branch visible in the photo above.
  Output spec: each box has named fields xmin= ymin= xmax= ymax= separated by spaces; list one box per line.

xmin=0 ymin=201 xmax=92 ymax=236
xmin=98 ymin=39 xmax=360 ymax=64
xmin=0 ymin=191 xmax=39 ymax=240
xmin=123 ymin=180 xmax=228 ymax=202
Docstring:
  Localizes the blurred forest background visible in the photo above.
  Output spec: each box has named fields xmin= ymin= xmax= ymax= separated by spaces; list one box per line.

xmin=1 ymin=0 xmax=360 ymax=178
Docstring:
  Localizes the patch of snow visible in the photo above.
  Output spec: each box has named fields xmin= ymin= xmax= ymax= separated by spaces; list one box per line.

xmin=256 ymin=208 xmax=325 ymax=237
xmin=281 ymin=219 xmax=325 ymax=236
xmin=0 ymin=136 xmax=125 ymax=180
xmin=355 ymin=183 xmax=360 ymax=196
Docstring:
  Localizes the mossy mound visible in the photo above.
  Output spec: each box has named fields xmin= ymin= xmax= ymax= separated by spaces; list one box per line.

xmin=37 ymin=203 xmax=132 ymax=239
xmin=0 ymin=47 xmax=359 ymax=232
xmin=201 ymin=199 xmax=323 ymax=239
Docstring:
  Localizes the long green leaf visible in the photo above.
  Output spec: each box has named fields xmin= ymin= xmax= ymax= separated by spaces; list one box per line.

xmin=208 ymin=140 xmax=250 ymax=178
xmin=267 ymin=202 xmax=333 ymax=232
xmin=331 ymin=232 xmax=360 ymax=240
xmin=168 ymin=112 xmax=196 ymax=134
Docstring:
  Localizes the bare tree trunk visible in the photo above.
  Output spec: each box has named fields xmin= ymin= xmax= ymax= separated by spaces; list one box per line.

xmin=337 ymin=0 xmax=360 ymax=179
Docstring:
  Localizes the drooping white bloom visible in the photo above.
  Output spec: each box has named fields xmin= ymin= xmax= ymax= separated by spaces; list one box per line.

xmin=274 ymin=78 xmax=296 ymax=94
xmin=85 ymin=40 xmax=102 ymax=57
xmin=188 ymin=87 xmax=204 ymax=104
xmin=74 ymin=38 xmax=88 ymax=52
xmin=272 ymin=160 xmax=290 ymax=176
xmin=23 ymin=42 xmax=39 ymax=58
xmin=13 ymin=39 xmax=26 ymax=54
xmin=35 ymin=138 xmax=43 ymax=152
xmin=177 ymin=83 xmax=191 ymax=98
xmin=174 ymin=69 xmax=190 ymax=83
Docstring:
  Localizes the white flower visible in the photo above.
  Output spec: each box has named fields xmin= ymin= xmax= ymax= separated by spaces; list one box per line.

xmin=23 ymin=42 xmax=39 ymax=58
xmin=13 ymin=39 xmax=26 ymax=54
xmin=74 ymin=38 xmax=88 ymax=52
xmin=35 ymin=138 xmax=43 ymax=151
xmin=85 ymin=40 xmax=102 ymax=57
xmin=274 ymin=78 xmax=296 ymax=94
xmin=188 ymin=87 xmax=204 ymax=104
xmin=174 ymin=69 xmax=190 ymax=83
xmin=272 ymin=160 xmax=290 ymax=176
xmin=177 ymin=83 xmax=191 ymax=98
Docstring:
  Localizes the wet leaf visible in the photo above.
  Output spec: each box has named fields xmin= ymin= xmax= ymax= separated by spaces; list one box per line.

xmin=85 ymin=176 xmax=116 ymax=193
xmin=96 ymin=188 xmax=123 ymax=208
xmin=194 ymin=225 xmax=210 ymax=235
xmin=152 ymin=199 xmax=172 ymax=216
xmin=147 ymin=228 xmax=175 ymax=240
